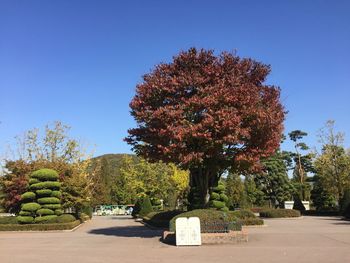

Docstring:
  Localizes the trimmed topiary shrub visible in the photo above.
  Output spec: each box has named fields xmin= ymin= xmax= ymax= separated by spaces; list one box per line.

xmin=21 ymin=192 xmax=36 ymax=201
xmin=340 ymin=189 xmax=350 ymax=215
xmin=51 ymin=191 xmax=62 ymax=198
xmin=19 ymin=211 xmax=33 ymax=216
xmin=42 ymin=204 xmax=61 ymax=210
xmin=0 ymin=220 xmax=81 ymax=231
xmin=293 ymin=197 xmax=306 ymax=213
xmin=30 ymin=181 xmax=61 ymax=190
xmin=34 ymin=215 xmax=58 ymax=224
xmin=132 ymin=198 xmax=142 ymax=218
xmin=17 ymin=216 xmax=34 ymax=224
xmin=208 ymin=182 xmax=229 ymax=211
xmin=56 ymin=214 xmax=76 ymax=223
xmin=29 ymin=178 xmax=40 ymax=185
xmin=21 ymin=202 xmax=41 ymax=212
xmin=139 ymin=196 xmax=153 ymax=217
xmin=36 ymin=208 xmax=55 ymax=216
xmin=36 ymin=189 xmax=53 ymax=196
xmin=54 ymin=209 xmax=63 ymax=216
xmin=0 ymin=216 xmax=18 ymax=224
xmin=344 ymin=204 xmax=350 ymax=219
xmin=17 ymin=168 xmax=62 ymax=224
xmin=143 ymin=210 xmax=184 ymax=228
xmin=229 ymin=209 xmax=256 ymax=220
xmin=31 ymin=168 xmax=59 ymax=181
xmin=37 ymin=197 xmax=60 ymax=204
xmin=260 ymin=209 xmax=301 ymax=218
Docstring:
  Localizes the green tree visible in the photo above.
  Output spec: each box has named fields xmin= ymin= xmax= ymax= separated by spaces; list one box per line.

xmin=313 ymin=120 xmax=350 ymax=207
xmin=225 ymin=173 xmax=244 ymax=209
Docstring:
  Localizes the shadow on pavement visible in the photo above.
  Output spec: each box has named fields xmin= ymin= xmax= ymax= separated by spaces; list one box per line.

xmin=88 ymin=225 xmax=163 ymax=238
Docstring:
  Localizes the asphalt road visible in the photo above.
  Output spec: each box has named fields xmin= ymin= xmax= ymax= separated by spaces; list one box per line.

xmin=1 ymin=215 xmax=350 ymax=263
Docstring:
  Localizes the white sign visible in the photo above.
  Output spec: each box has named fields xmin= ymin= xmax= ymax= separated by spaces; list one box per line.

xmin=284 ymin=201 xmax=294 ymax=209
xmin=302 ymin=201 xmax=310 ymax=210
xmin=175 ymin=217 xmax=201 ymax=246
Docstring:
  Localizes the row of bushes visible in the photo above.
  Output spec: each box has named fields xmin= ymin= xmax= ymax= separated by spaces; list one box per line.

xmin=0 ymin=220 xmax=81 ymax=231
xmin=259 ymin=209 xmax=301 ymax=218
xmin=142 ymin=209 xmax=264 ymax=232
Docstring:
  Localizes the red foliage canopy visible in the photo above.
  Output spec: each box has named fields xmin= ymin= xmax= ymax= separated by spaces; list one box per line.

xmin=126 ymin=48 xmax=285 ymax=172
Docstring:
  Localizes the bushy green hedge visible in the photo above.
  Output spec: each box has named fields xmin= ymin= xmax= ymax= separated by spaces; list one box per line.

xmin=260 ymin=209 xmax=301 ymax=218
xmin=42 ymin=204 xmax=61 ymax=210
xmin=36 ymin=208 xmax=55 ymax=216
xmin=0 ymin=220 xmax=81 ymax=231
xmin=21 ymin=202 xmax=41 ymax=212
xmin=36 ymin=189 xmax=53 ymax=196
xmin=0 ymin=216 xmax=18 ymax=224
xmin=238 ymin=218 xmax=264 ymax=226
xmin=34 ymin=215 xmax=58 ymax=224
xmin=17 ymin=216 xmax=34 ymax=224
xmin=21 ymin=192 xmax=36 ymax=201
xmin=169 ymin=209 xmax=237 ymax=232
xmin=37 ymin=197 xmax=60 ymax=204
xmin=30 ymin=181 xmax=61 ymax=190
xmin=31 ymin=169 xmax=59 ymax=181
xmin=56 ymin=214 xmax=76 ymax=223
xmin=143 ymin=210 xmax=184 ymax=228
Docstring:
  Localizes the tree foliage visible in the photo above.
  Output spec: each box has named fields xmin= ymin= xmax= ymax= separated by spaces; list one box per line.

xmin=126 ymin=48 xmax=285 ymax=207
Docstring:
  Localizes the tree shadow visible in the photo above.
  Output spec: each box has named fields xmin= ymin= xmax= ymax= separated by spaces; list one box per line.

xmin=88 ymin=225 xmax=163 ymax=238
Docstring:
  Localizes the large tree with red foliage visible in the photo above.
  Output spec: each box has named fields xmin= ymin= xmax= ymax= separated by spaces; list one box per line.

xmin=126 ymin=48 xmax=285 ymax=208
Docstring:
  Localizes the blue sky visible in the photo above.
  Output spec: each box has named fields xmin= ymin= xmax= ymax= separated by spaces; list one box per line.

xmin=0 ymin=0 xmax=349 ymax=158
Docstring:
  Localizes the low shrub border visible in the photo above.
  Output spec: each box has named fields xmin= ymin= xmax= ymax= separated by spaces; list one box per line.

xmin=0 ymin=219 xmax=81 ymax=231
xmin=259 ymin=209 xmax=301 ymax=218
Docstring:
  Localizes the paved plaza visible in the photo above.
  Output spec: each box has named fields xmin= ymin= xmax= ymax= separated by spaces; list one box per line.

xmin=1 ymin=215 xmax=350 ymax=263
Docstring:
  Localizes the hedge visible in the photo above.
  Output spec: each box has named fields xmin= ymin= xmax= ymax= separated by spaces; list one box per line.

xmin=31 ymin=169 xmax=59 ymax=181
xmin=260 ymin=209 xmax=301 ymax=218
xmin=0 ymin=220 xmax=81 ymax=231
xmin=34 ymin=215 xmax=58 ymax=224
xmin=37 ymin=208 xmax=55 ymax=216
xmin=36 ymin=189 xmax=53 ymax=196
xmin=21 ymin=202 xmax=41 ymax=212
xmin=21 ymin=192 xmax=36 ymax=201
xmin=56 ymin=214 xmax=76 ymax=223
xmin=229 ymin=210 xmax=256 ymax=219
xmin=17 ymin=216 xmax=34 ymax=224
xmin=169 ymin=209 xmax=238 ymax=232
xmin=37 ymin=197 xmax=60 ymax=204
xmin=0 ymin=216 xmax=18 ymax=224
xmin=143 ymin=210 xmax=184 ymax=228
xmin=30 ymin=181 xmax=61 ymax=190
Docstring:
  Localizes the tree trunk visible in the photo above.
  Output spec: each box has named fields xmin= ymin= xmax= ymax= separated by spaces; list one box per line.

xmin=189 ymin=167 xmax=219 ymax=209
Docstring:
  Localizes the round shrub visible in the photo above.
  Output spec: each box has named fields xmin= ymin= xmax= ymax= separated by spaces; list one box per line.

xmin=169 ymin=209 xmax=238 ymax=232
xmin=79 ymin=213 xmax=90 ymax=222
xmin=42 ymin=204 xmax=61 ymax=210
xmin=260 ymin=209 xmax=301 ymax=218
xmin=213 ymin=184 xmax=225 ymax=192
xmin=30 ymin=181 xmax=61 ymax=191
xmin=21 ymin=192 xmax=36 ymax=201
xmin=29 ymin=178 xmax=40 ymax=185
xmin=31 ymin=168 xmax=59 ymax=181
xmin=22 ymin=202 xmax=41 ymax=212
xmin=37 ymin=197 xmax=60 ymax=204
xmin=36 ymin=208 xmax=55 ymax=216
xmin=56 ymin=214 xmax=76 ymax=223
xmin=54 ymin=209 xmax=63 ymax=216
xmin=51 ymin=190 xmax=62 ymax=198
xmin=19 ymin=211 xmax=32 ymax=216
xmin=220 ymin=193 xmax=229 ymax=202
xmin=34 ymin=215 xmax=58 ymax=224
xmin=36 ymin=189 xmax=52 ymax=196
xmin=17 ymin=216 xmax=34 ymax=224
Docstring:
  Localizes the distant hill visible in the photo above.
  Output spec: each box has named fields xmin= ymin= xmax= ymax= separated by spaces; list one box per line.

xmin=91 ymin=153 xmax=138 ymax=176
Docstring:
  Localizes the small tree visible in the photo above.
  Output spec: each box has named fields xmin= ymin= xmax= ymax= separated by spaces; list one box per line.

xmin=126 ymin=48 xmax=285 ymax=208
xmin=138 ymin=196 xmax=153 ymax=217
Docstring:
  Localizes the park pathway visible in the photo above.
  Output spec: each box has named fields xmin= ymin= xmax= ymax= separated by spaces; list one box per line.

xmin=1 ymin=215 xmax=350 ymax=263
